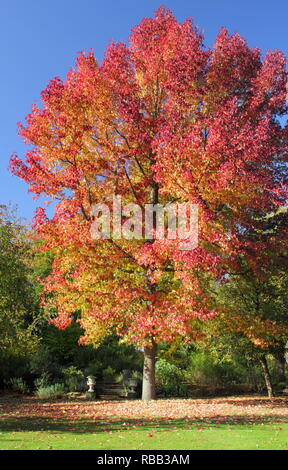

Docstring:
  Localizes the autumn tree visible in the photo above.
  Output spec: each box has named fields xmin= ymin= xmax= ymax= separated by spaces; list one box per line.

xmin=11 ymin=8 xmax=287 ymax=400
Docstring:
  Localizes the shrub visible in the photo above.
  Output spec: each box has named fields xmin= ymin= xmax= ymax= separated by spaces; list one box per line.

xmin=185 ymin=352 xmax=243 ymax=387
xmin=131 ymin=370 xmax=142 ymax=381
xmin=185 ymin=351 xmax=267 ymax=389
xmin=156 ymin=359 xmax=185 ymax=386
xmin=102 ymin=366 xmax=117 ymax=381
xmin=34 ymin=372 xmax=51 ymax=390
xmin=155 ymin=359 xmax=188 ymax=397
xmin=62 ymin=366 xmax=84 ymax=392
xmin=30 ymin=344 xmax=62 ymax=379
xmin=186 ymin=352 xmax=220 ymax=386
xmin=276 ymin=381 xmax=287 ymax=390
xmin=157 ymin=383 xmax=189 ymax=398
xmin=85 ymin=359 xmax=102 ymax=378
xmin=5 ymin=377 xmax=29 ymax=394
xmin=35 ymin=383 xmax=65 ymax=399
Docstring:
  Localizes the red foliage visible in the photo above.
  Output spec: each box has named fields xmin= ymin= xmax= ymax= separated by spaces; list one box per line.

xmin=10 ymin=8 xmax=288 ymax=348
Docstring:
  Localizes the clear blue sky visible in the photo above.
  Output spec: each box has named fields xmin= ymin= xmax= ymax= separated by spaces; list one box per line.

xmin=1 ymin=0 xmax=287 ymax=222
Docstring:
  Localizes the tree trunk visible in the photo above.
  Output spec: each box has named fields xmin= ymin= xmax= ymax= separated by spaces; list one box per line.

xmin=142 ymin=342 xmax=157 ymax=401
xmin=259 ymin=355 xmax=274 ymax=398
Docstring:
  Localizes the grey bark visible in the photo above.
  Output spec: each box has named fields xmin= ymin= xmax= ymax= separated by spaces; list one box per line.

xmin=259 ymin=355 xmax=274 ymax=398
xmin=142 ymin=341 xmax=157 ymax=401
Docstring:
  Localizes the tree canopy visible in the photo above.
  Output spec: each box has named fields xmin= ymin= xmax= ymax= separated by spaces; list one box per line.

xmin=10 ymin=8 xmax=288 ymax=399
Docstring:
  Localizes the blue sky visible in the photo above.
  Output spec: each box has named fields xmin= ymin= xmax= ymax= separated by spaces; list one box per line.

xmin=1 ymin=0 xmax=287 ymax=222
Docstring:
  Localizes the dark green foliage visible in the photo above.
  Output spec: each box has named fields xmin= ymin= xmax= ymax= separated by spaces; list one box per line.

xmin=29 ymin=344 xmax=62 ymax=381
xmin=5 ymin=377 xmax=29 ymax=394
xmin=83 ymin=336 xmax=143 ymax=379
xmin=155 ymin=358 xmax=188 ymax=397
xmin=42 ymin=322 xmax=84 ymax=364
xmin=62 ymin=366 xmax=85 ymax=392
xmin=0 ymin=206 xmax=40 ymax=385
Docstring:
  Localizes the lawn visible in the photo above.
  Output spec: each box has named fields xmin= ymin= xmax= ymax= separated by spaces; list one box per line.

xmin=0 ymin=395 xmax=288 ymax=450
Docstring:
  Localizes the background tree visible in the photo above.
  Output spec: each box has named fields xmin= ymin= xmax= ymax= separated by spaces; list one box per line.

xmin=206 ymin=253 xmax=288 ymax=397
xmin=11 ymin=8 xmax=288 ymax=400
xmin=0 ymin=205 xmax=39 ymax=384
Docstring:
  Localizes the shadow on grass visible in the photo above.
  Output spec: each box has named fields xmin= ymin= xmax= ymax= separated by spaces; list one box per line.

xmin=0 ymin=414 xmax=287 ymax=435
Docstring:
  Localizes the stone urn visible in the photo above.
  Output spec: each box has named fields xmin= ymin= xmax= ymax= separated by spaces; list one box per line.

xmin=87 ymin=375 xmax=96 ymax=393
xmin=127 ymin=378 xmax=138 ymax=397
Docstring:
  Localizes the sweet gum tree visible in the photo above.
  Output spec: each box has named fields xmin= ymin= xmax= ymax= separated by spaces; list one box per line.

xmin=11 ymin=8 xmax=287 ymax=400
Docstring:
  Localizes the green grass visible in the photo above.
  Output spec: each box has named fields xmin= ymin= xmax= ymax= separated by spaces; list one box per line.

xmin=1 ymin=421 xmax=288 ymax=450
xmin=1 ymin=396 xmax=288 ymax=450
